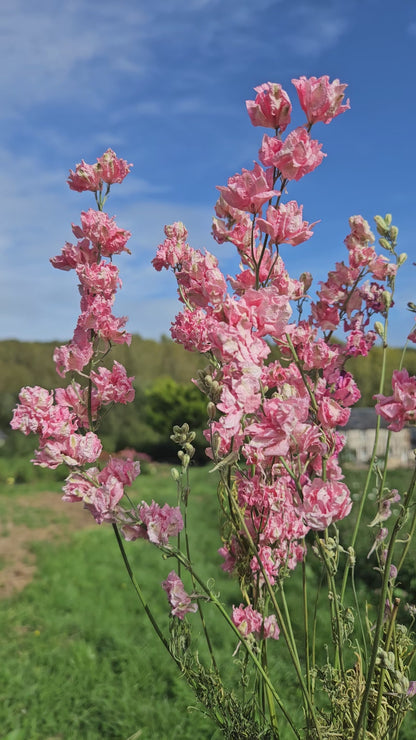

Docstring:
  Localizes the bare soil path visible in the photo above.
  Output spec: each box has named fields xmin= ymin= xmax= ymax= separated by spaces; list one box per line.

xmin=0 ymin=491 xmax=94 ymax=598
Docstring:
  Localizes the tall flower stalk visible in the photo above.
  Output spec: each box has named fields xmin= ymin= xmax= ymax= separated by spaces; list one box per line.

xmin=11 ymin=77 xmax=416 ymax=738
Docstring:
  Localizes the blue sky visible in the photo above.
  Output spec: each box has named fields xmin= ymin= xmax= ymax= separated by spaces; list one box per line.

xmin=0 ymin=0 xmax=415 ymax=347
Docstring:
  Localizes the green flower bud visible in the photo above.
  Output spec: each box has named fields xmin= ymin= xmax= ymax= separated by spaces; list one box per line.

xmin=207 ymin=401 xmax=216 ymax=420
xmin=171 ymin=467 xmax=180 ymax=481
xmin=374 ymin=215 xmax=388 ymax=236
xmin=389 ymin=225 xmax=399 ymax=242
xmin=374 ymin=321 xmax=385 ymax=339
xmin=397 ymin=252 xmax=407 ymax=266
xmin=379 ymin=237 xmax=391 ymax=251
xmin=384 ymin=213 xmax=392 ymax=227
xmin=382 ymin=290 xmax=392 ymax=309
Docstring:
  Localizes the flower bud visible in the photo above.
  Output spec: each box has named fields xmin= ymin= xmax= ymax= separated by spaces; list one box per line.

xmin=397 ymin=252 xmax=407 ymax=266
xmin=374 ymin=215 xmax=388 ymax=236
xmin=384 ymin=213 xmax=392 ymax=227
xmin=171 ymin=467 xmax=180 ymax=481
xmin=382 ymin=290 xmax=392 ymax=309
xmin=299 ymin=271 xmax=313 ymax=291
xmin=207 ymin=402 xmax=216 ymax=420
xmin=389 ymin=225 xmax=399 ymax=242
xmin=374 ymin=321 xmax=385 ymax=339
xmin=379 ymin=237 xmax=391 ymax=251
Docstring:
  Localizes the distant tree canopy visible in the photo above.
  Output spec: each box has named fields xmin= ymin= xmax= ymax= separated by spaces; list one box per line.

xmin=1 ymin=336 xmax=415 ymax=462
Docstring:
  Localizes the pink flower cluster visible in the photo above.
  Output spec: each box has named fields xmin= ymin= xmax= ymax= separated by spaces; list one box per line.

xmin=67 ymin=148 xmax=132 ymax=193
xmin=11 ymin=151 xmax=140 ymax=526
xmin=375 ymin=369 xmax=416 ymax=431
xmin=232 ymin=604 xmax=280 ymax=640
xmin=152 ymin=77 xmax=400 ymax=622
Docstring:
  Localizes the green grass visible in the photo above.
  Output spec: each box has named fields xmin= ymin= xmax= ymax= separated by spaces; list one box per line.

xmin=1 ymin=464 xmax=416 ymax=738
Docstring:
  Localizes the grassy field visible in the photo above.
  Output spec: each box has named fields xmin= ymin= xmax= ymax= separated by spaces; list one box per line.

xmin=1 ymin=464 xmax=416 ymax=739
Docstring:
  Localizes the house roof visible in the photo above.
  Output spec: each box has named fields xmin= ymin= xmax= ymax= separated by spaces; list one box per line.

xmin=344 ymin=407 xmax=388 ymax=430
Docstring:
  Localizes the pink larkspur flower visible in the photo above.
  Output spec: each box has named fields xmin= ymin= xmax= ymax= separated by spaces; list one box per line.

xmin=217 ymin=163 xmax=279 ymax=214
xmin=292 ymin=76 xmax=350 ymax=125
xmin=302 ymin=479 xmax=352 ymax=530
xmin=246 ymin=82 xmax=292 ymax=131
xmin=162 ymin=571 xmax=197 ymax=619
xmin=274 ymin=127 xmax=325 ymax=181
xmin=90 ymin=361 xmax=135 ymax=405
xmin=374 ymin=368 xmax=416 ymax=431
xmin=75 ymin=209 xmax=131 ymax=257
xmin=256 ymin=202 xmax=316 ymax=246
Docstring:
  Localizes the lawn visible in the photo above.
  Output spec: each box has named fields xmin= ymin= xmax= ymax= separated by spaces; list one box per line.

xmin=1 ymin=464 xmax=416 ymax=739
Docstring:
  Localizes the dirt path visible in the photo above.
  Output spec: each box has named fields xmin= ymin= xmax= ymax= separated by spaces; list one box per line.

xmin=0 ymin=491 xmax=94 ymax=598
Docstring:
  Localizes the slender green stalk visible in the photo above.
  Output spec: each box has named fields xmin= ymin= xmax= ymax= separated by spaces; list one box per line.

xmin=111 ymin=523 xmax=176 ymax=662
xmin=373 ymin=597 xmax=400 ymax=735
xmin=182 ymin=467 xmax=219 ymax=672
xmin=353 ymin=465 xmax=416 ymax=739
xmin=339 ymin=352 xmax=388 ymax=605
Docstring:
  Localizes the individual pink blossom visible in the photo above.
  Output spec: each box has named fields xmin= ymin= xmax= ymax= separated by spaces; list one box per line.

xmin=217 ymin=163 xmax=279 ymax=214
xmin=256 ymin=202 xmax=316 ymax=246
xmin=96 ymin=149 xmax=132 ymax=185
xmin=263 ymin=614 xmax=280 ymax=640
xmin=374 ymin=368 xmax=416 ymax=431
xmin=161 ymin=571 xmax=197 ymax=619
xmin=232 ymin=604 xmax=263 ymax=638
xmin=258 ymin=134 xmax=283 ymax=167
xmin=317 ymin=397 xmax=351 ymax=428
xmin=136 ymin=500 xmax=183 ymax=545
xmin=246 ymin=82 xmax=292 ymax=131
xmin=170 ymin=308 xmax=212 ymax=353
xmin=53 ymin=328 xmax=94 ymax=377
xmin=55 ymin=383 xmax=97 ymax=429
xmin=103 ymin=456 xmax=141 ymax=486
xmin=292 ymin=76 xmax=350 ymax=125
xmin=32 ymin=431 xmax=102 ymax=469
xmin=62 ymin=471 xmax=98 ymax=502
xmin=302 ymin=479 xmax=352 ymax=530
xmin=67 ymin=160 xmax=102 ymax=192
xmin=239 ymin=286 xmax=292 ymax=338
xmin=76 ymin=262 xmax=121 ymax=299
xmin=77 ymin=295 xmax=131 ymax=345
xmin=90 ymin=361 xmax=135 ymax=405
xmin=10 ymin=386 xmax=54 ymax=435
xmin=345 ymin=329 xmax=376 ymax=357
xmin=84 ymin=475 xmax=125 ymax=524
xmin=274 ymin=127 xmax=325 ymax=181
xmin=74 ymin=209 xmax=131 ymax=257
xmin=50 ymin=239 xmax=97 ymax=271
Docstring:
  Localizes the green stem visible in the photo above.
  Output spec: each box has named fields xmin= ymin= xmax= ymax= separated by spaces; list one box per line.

xmin=111 ymin=523 xmax=176 ymax=663
xmin=352 ymin=464 xmax=416 ymax=739
xmin=302 ymin=558 xmax=311 ymax=698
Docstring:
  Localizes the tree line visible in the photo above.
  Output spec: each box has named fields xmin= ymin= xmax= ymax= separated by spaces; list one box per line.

xmin=0 ymin=336 xmax=415 ymax=462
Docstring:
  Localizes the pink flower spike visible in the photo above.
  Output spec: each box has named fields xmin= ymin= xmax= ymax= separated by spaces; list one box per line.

xmin=246 ymin=82 xmax=292 ymax=131
xmin=292 ymin=75 xmax=350 ymax=125
xmin=162 ymin=571 xmax=197 ymax=619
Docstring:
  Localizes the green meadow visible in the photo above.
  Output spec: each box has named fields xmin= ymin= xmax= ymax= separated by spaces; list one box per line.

xmin=1 ymin=465 xmax=416 ymax=739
